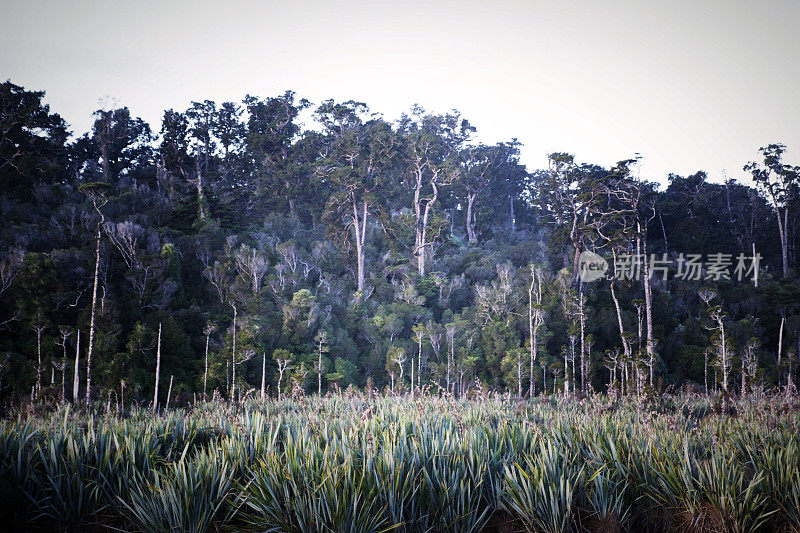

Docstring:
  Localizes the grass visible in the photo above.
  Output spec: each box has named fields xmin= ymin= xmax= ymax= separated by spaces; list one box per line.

xmin=1 ymin=393 xmax=799 ymax=532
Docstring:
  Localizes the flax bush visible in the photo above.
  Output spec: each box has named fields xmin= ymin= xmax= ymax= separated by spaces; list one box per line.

xmin=1 ymin=393 xmax=798 ymax=532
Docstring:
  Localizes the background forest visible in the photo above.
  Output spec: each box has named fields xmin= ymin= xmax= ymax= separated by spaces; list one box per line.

xmin=2 ymin=79 xmax=799 ymax=409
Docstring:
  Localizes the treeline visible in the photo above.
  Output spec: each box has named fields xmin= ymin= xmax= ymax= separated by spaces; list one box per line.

xmin=1 ymin=79 xmax=799 ymax=408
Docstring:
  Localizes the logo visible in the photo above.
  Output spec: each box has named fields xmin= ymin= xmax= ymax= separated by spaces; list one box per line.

xmin=578 ymin=250 xmax=608 ymax=282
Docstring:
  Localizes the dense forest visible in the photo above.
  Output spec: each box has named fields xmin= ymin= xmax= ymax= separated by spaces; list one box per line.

xmin=1 ymin=79 xmax=799 ymax=409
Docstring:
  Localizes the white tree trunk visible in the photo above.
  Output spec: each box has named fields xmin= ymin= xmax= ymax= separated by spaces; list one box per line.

xmin=166 ymin=374 xmax=173 ymax=407
xmin=203 ymin=332 xmax=210 ymax=399
xmin=85 ymin=226 xmax=102 ymax=406
xmin=261 ymin=352 xmax=266 ymax=400
xmin=73 ymin=329 xmax=80 ymax=403
xmin=153 ymin=322 xmax=161 ymax=411
xmin=230 ymin=302 xmax=237 ymax=400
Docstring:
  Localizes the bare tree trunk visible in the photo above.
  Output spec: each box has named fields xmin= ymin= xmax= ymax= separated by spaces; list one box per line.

xmin=85 ymin=225 xmax=101 ymax=406
xmin=529 ymin=275 xmax=535 ymax=397
xmin=73 ymin=330 xmax=80 ymax=403
xmin=416 ymin=183 xmax=438 ymax=277
xmin=466 ymin=192 xmax=477 ymax=243
xmin=571 ymin=342 xmax=576 ymax=395
xmin=741 ymin=356 xmax=746 ymax=396
xmin=778 ymin=314 xmax=785 ymax=385
xmin=35 ymin=322 xmax=43 ymax=397
xmin=398 ymin=358 xmax=405 ymax=393
xmin=720 ymin=319 xmax=728 ymax=393
xmin=775 ymin=206 xmax=789 ymax=277
xmin=195 ymin=159 xmax=207 ymax=222
xmin=753 ymin=242 xmax=759 ymax=287
xmin=579 ymin=291 xmax=586 ymax=394
xmin=610 ymin=280 xmax=631 ymax=360
xmin=528 ymin=269 xmax=543 ymax=397
xmin=410 ymin=349 xmax=415 ymax=399
xmin=445 ymin=325 xmax=455 ymax=394
xmin=153 ymin=322 xmax=161 ymax=411
xmin=641 ymin=233 xmax=655 ymax=387
xmin=203 ymin=332 xmax=210 ymax=399
xmin=230 ymin=302 xmax=237 ymax=400
xmin=166 ymin=374 xmax=173 ymax=407
xmin=418 ymin=350 xmax=422 ymax=390
xmin=277 ymin=359 xmax=288 ymax=402
xmin=352 ymin=199 xmax=368 ymax=294
xmin=542 ymin=363 xmax=546 ymax=395
xmin=261 ymin=352 xmax=266 ymax=400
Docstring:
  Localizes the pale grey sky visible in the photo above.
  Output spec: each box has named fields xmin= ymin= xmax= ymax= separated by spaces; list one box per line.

xmin=2 ymin=0 xmax=798 ymax=183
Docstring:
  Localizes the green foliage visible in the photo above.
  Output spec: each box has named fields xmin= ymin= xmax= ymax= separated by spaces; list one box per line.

xmin=2 ymin=77 xmax=800 ymax=407
xmin=1 ymin=395 xmax=799 ymax=531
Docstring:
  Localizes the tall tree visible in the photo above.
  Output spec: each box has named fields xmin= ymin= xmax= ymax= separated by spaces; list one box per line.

xmin=79 ymin=182 xmax=109 ymax=406
xmin=0 ymin=81 xmax=69 ymax=196
xmin=745 ymin=143 xmax=799 ymax=277
xmin=399 ymin=108 xmax=472 ymax=275
xmin=316 ymin=101 xmax=397 ymax=295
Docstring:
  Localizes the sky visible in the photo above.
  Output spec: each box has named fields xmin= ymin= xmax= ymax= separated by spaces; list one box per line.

xmin=2 ymin=0 xmax=799 ymax=185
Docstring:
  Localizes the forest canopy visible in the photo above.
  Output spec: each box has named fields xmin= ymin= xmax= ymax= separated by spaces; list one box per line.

xmin=1 ymin=79 xmax=799 ymax=408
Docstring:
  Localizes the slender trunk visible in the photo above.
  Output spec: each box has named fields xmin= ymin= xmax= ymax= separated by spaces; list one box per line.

xmin=36 ymin=325 xmax=42 ymax=397
xmin=73 ymin=330 xmax=80 ymax=403
xmin=318 ymin=345 xmax=322 ymax=396
xmin=579 ymin=291 xmax=586 ymax=393
xmin=641 ymin=232 xmax=655 ymax=387
xmin=776 ymin=207 xmax=789 ymax=277
xmin=278 ymin=366 xmax=283 ymax=402
xmin=398 ymin=359 xmax=404 ymax=393
xmin=153 ymin=322 xmax=161 ymax=411
xmin=622 ymin=363 xmax=631 ymax=394
xmin=261 ymin=352 xmax=266 ymax=400
xmin=571 ymin=343 xmax=576 ymax=395
xmin=353 ymin=199 xmax=367 ymax=294
xmin=466 ymin=192 xmax=477 ymax=242
xmin=196 ymin=161 xmax=207 ymax=222
xmin=410 ymin=350 xmax=415 ymax=399
xmin=85 ymin=225 xmax=102 ymax=406
xmin=166 ymin=374 xmax=173 ymax=407
xmin=741 ymin=356 xmax=746 ymax=396
xmin=417 ymin=183 xmax=438 ymax=277
xmin=610 ymin=281 xmax=630 ymax=359
xmin=231 ymin=302 xmax=237 ymax=400
xmin=778 ymin=316 xmax=786 ymax=375
xmin=658 ymin=211 xmax=669 ymax=254
xmin=720 ymin=318 xmax=728 ymax=393
xmin=446 ymin=330 xmax=454 ymax=394
xmin=529 ymin=275 xmax=536 ymax=397
xmin=418 ymin=349 xmax=422 ymax=390
xmin=753 ymin=242 xmax=759 ymax=287
xmin=542 ymin=362 xmax=546 ymax=395
xmin=203 ymin=333 xmax=210 ymax=399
